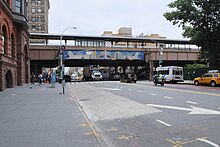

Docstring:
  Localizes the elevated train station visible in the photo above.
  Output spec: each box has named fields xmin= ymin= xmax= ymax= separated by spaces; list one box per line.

xmin=30 ymin=33 xmax=200 ymax=79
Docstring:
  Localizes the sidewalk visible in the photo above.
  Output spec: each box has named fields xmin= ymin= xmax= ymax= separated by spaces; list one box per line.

xmin=0 ymin=83 xmax=100 ymax=147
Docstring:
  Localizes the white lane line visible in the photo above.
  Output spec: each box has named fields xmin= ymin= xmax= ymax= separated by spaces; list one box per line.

xmin=128 ymin=89 xmax=132 ymax=91
xmin=67 ymin=83 xmax=70 ymax=85
xmin=156 ymin=119 xmax=172 ymax=127
xmin=186 ymin=101 xmax=198 ymax=105
xmin=120 ymin=87 xmax=123 ymax=89
xmin=197 ymin=138 xmax=219 ymax=147
xmin=137 ymin=91 xmax=142 ymax=93
xmin=150 ymin=93 xmax=156 ymax=96
xmin=11 ymin=94 xmax=16 ymax=96
xmin=164 ymin=96 xmax=173 ymax=99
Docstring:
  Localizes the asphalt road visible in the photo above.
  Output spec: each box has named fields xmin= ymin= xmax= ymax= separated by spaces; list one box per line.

xmin=67 ymin=81 xmax=220 ymax=147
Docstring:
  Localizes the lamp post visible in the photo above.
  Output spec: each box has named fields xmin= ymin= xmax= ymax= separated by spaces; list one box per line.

xmin=60 ymin=27 xmax=77 ymax=94
xmin=157 ymin=42 xmax=163 ymax=67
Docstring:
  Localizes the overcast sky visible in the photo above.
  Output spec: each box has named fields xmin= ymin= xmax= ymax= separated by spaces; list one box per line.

xmin=49 ymin=0 xmax=184 ymax=39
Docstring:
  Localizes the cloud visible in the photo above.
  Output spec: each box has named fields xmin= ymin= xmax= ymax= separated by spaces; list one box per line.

xmin=49 ymin=0 xmax=184 ymax=39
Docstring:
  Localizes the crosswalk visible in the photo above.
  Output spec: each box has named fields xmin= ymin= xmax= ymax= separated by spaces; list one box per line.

xmin=66 ymin=81 xmax=119 ymax=85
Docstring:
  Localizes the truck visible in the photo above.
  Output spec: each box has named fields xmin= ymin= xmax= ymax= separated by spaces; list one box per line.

xmin=83 ymin=65 xmax=103 ymax=81
xmin=100 ymin=67 xmax=110 ymax=80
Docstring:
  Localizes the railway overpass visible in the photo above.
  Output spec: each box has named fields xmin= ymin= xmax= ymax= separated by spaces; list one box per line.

xmin=30 ymin=33 xmax=200 ymax=79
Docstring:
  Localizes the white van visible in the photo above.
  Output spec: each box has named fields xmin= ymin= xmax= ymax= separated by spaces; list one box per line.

xmin=156 ymin=66 xmax=184 ymax=83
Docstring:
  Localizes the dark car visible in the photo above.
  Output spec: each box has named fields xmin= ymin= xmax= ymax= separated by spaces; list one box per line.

xmin=120 ymin=73 xmax=137 ymax=83
xmin=63 ymin=75 xmax=71 ymax=82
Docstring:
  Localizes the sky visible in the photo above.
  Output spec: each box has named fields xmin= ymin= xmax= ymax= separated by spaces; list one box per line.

xmin=49 ymin=0 xmax=184 ymax=39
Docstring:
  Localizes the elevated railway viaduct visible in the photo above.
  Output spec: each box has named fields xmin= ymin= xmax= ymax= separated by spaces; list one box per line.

xmin=30 ymin=33 xmax=200 ymax=79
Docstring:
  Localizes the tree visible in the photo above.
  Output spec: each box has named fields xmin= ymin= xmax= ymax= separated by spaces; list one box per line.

xmin=164 ymin=0 xmax=220 ymax=69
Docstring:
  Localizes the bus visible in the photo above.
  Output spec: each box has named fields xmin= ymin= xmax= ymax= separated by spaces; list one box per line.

xmin=156 ymin=66 xmax=184 ymax=83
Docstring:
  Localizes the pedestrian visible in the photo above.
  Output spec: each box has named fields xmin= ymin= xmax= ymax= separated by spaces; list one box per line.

xmin=30 ymin=72 xmax=35 ymax=84
xmin=38 ymin=73 xmax=43 ymax=86
xmin=51 ymin=72 xmax=56 ymax=88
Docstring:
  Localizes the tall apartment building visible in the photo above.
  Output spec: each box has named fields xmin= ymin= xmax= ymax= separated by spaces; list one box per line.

xmin=27 ymin=0 xmax=50 ymax=43
xmin=0 ymin=0 xmax=30 ymax=91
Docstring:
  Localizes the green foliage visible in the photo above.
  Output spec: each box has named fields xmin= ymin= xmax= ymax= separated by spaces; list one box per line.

xmin=164 ymin=0 xmax=220 ymax=68
xmin=185 ymin=64 xmax=207 ymax=69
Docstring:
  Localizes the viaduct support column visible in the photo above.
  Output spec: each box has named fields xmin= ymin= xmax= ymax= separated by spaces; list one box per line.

xmin=149 ymin=61 xmax=155 ymax=81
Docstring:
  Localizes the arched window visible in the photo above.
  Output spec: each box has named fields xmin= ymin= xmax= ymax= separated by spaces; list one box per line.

xmin=2 ymin=26 xmax=8 ymax=54
xmin=11 ymin=34 xmax=15 ymax=58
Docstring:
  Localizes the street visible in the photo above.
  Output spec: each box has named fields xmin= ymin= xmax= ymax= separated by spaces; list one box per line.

xmin=67 ymin=81 xmax=220 ymax=147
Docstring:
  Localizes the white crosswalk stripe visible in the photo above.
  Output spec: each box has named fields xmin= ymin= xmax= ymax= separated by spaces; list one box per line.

xmin=68 ymin=81 xmax=119 ymax=85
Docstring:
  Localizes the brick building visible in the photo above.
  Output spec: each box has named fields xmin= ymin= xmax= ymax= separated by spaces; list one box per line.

xmin=28 ymin=0 xmax=50 ymax=44
xmin=0 ymin=0 xmax=30 ymax=91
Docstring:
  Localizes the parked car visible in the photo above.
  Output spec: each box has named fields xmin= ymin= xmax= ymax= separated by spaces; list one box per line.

xmin=120 ymin=73 xmax=137 ymax=83
xmin=194 ymin=72 xmax=220 ymax=87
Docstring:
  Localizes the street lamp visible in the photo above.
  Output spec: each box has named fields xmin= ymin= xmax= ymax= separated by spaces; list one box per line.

xmin=157 ymin=42 xmax=163 ymax=67
xmin=60 ymin=27 xmax=77 ymax=94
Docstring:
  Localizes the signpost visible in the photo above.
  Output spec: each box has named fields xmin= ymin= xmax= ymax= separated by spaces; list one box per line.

xmin=59 ymin=27 xmax=77 ymax=94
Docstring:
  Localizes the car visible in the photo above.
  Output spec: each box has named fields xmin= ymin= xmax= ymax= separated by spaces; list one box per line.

xmin=63 ymin=75 xmax=71 ymax=82
xmin=194 ymin=72 xmax=220 ymax=87
xmin=120 ymin=73 xmax=137 ymax=83
xmin=71 ymin=73 xmax=79 ymax=81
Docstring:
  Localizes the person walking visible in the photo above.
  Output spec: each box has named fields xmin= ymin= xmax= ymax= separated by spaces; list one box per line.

xmin=30 ymin=72 xmax=35 ymax=85
xmin=38 ymin=73 xmax=43 ymax=86
xmin=51 ymin=72 xmax=56 ymax=88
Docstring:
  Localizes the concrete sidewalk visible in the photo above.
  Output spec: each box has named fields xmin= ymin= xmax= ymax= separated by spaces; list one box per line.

xmin=0 ymin=83 xmax=101 ymax=147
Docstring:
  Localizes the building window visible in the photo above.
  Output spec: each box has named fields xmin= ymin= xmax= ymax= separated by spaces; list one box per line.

xmin=32 ymin=7 xmax=36 ymax=13
xmin=32 ymin=25 xmax=36 ymax=31
xmin=37 ymin=16 xmax=41 ymax=22
xmin=32 ymin=0 xmax=36 ymax=4
xmin=37 ymin=26 xmax=42 ymax=31
xmin=31 ymin=17 xmax=36 ymax=22
xmin=2 ymin=26 xmax=8 ymax=54
xmin=11 ymin=34 xmax=15 ymax=58
xmin=37 ymin=8 xmax=42 ymax=13
xmin=15 ymin=0 xmax=22 ymax=13
xmin=37 ymin=0 xmax=41 ymax=4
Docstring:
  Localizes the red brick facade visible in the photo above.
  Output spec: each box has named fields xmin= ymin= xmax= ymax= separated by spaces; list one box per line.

xmin=0 ymin=0 xmax=29 ymax=91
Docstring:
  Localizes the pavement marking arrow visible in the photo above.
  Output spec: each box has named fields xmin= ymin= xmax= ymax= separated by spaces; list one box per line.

xmin=147 ymin=104 xmax=220 ymax=115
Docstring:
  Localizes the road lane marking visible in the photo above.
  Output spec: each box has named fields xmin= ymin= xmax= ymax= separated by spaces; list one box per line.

xmin=99 ymin=88 xmax=121 ymax=91
xmin=137 ymin=91 xmax=142 ymax=93
xmin=139 ymin=84 xmax=220 ymax=97
xmin=164 ymin=96 xmax=173 ymax=99
xmin=197 ymin=138 xmax=219 ymax=147
xmin=147 ymin=104 xmax=220 ymax=114
xmin=156 ymin=119 xmax=172 ymax=127
xmin=186 ymin=101 xmax=198 ymax=105
xmin=128 ymin=89 xmax=132 ymax=90
xmin=150 ymin=93 xmax=156 ymax=96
